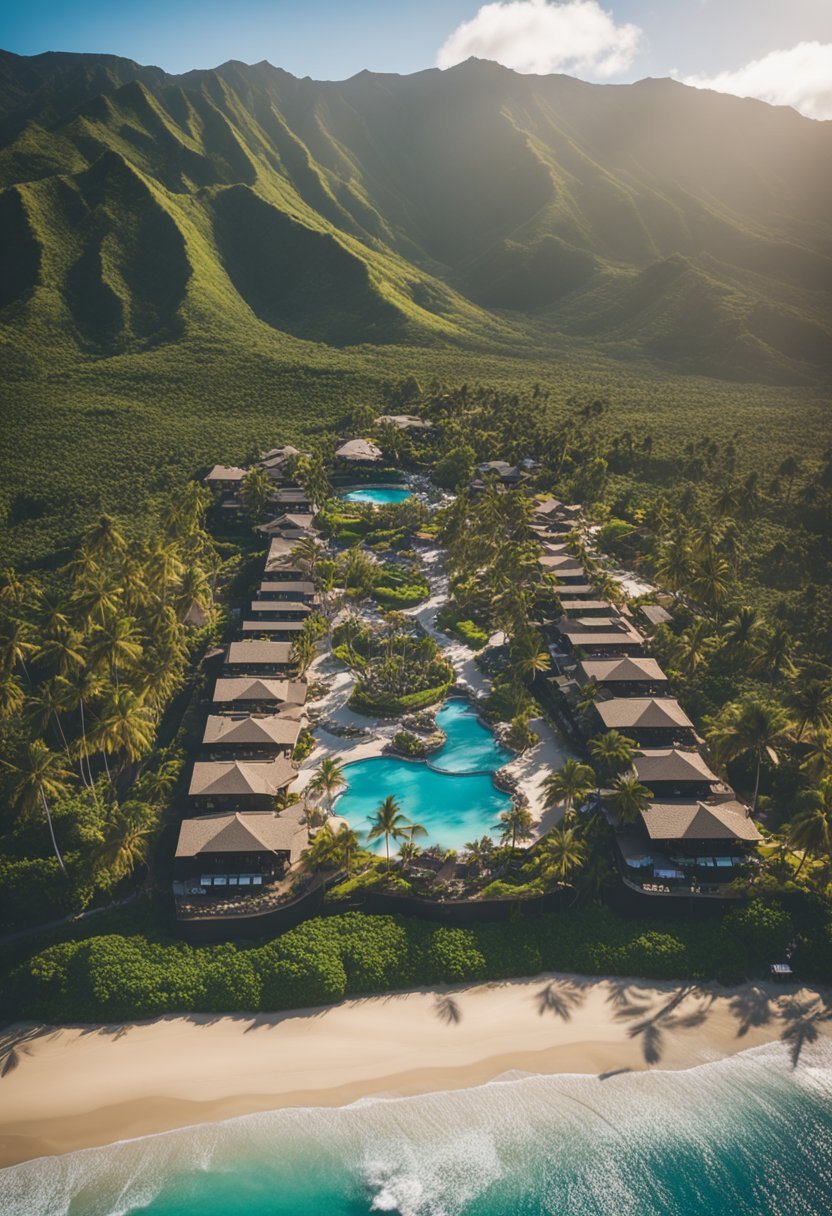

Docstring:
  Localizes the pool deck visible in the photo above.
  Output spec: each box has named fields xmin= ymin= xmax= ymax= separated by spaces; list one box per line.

xmin=298 ymin=545 xmax=575 ymax=834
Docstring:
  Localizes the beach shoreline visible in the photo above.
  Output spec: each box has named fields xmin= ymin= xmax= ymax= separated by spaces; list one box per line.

xmin=2 ymin=972 xmax=828 ymax=1168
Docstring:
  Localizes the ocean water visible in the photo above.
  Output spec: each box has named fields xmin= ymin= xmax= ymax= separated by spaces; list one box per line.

xmin=4 ymin=1043 xmax=832 ymax=1216
xmin=334 ymin=701 xmax=512 ymax=851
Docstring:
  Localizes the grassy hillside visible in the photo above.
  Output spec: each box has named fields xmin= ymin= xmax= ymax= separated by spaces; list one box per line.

xmin=0 ymin=50 xmax=830 ymax=563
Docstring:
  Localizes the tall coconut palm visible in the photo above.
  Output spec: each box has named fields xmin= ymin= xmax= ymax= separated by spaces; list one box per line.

xmin=588 ymin=730 xmax=635 ymax=794
xmin=671 ymin=620 xmax=717 ymax=678
xmin=92 ymin=688 xmax=156 ymax=767
xmin=787 ymin=679 xmax=832 ymax=742
xmin=511 ymin=629 xmax=551 ymax=684
xmin=96 ymin=800 xmax=153 ymax=881
xmin=70 ymin=571 xmax=123 ymax=631
xmin=722 ymin=606 xmax=763 ymax=665
xmin=33 ymin=626 xmax=85 ymax=678
xmin=86 ymin=614 xmax=143 ymax=687
xmin=291 ymin=632 xmax=318 ymax=677
xmin=0 ymin=618 xmax=35 ymax=677
xmin=496 ymin=804 xmax=534 ymax=853
xmin=292 ymin=536 xmax=320 ymax=575
xmin=332 ymin=822 xmax=360 ymax=875
xmin=2 ymin=740 xmax=71 ymax=872
xmin=690 ymin=553 xmax=731 ymax=613
xmin=707 ymin=696 xmax=791 ymax=814
xmin=0 ymin=567 xmax=27 ymax=609
xmin=368 ymin=795 xmax=410 ymax=869
xmin=751 ymin=625 xmax=796 ymax=682
xmin=0 ymin=670 xmax=24 ymax=718
xmin=654 ymin=537 xmax=694 ymax=593
xmin=540 ymin=758 xmax=596 ymax=823
xmin=789 ymin=779 xmax=832 ymax=878
xmin=307 ymin=757 xmax=346 ymax=815
xmin=536 ymin=826 xmax=587 ymax=884
xmin=55 ymin=666 xmax=102 ymax=788
xmin=607 ymin=775 xmax=654 ymax=825
xmin=81 ymin=514 xmax=127 ymax=560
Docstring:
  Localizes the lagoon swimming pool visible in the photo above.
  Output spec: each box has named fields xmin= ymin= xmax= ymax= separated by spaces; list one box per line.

xmin=334 ymin=700 xmax=513 ymax=852
xmin=341 ymin=486 xmax=412 ymax=505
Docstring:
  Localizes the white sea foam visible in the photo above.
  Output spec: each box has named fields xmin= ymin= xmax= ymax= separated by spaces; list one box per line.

xmin=3 ymin=1041 xmax=832 ymax=1216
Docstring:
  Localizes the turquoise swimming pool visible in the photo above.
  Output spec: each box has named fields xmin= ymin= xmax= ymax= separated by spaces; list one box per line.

xmin=341 ymin=486 xmax=411 ymax=505
xmin=334 ymin=700 xmax=513 ymax=852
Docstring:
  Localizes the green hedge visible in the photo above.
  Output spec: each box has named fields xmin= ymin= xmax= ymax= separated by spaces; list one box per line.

xmin=3 ymin=901 xmax=807 ymax=1025
xmin=437 ymin=608 xmax=489 ymax=649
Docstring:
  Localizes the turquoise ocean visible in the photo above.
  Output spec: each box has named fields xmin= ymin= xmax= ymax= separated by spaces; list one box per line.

xmin=3 ymin=1041 xmax=832 ymax=1215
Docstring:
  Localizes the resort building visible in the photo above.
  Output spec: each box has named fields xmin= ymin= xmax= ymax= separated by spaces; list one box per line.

xmin=639 ymin=603 xmax=673 ymax=631
xmin=271 ymin=486 xmax=317 ymax=511
xmin=560 ymin=599 xmax=616 ymax=617
xmin=247 ymin=600 xmax=315 ymax=622
xmin=202 ymin=712 xmax=305 ymax=760
xmin=256 ymin=579 xmax=316 ymax=602
xmin=631 ymin=748 xmax=721 ymax=798
xmin=264 ymin=536 xmax=297 ymax=571
xmin=224 ymin=640 xmax=295 ymax=674
xmin=203 ymin=465 xmax=246 ymax=495
xmin=475 ymin=460 xmax=528 ymax=486
xmin=592 ymin=697 xmax=696 ymax=745
xmin=539 ymin=556 xmax=589 ymax=580
xmin=576 ymin=656 xmax=668 ymax=696
xmin=335 ymin=438 xmax=382 ymax=463
xmin=555 ymin=616 xmax=645 ymax=656
xmin=256 ymin=513 xmax=317 ymax=539
xmin=240 ymin=619 xmax=306 ymax=639
xmin=188 ymin=756 xmax=298 ymax=810
xmin=173 ymin=805 xmax=308 ymax=903
xmin=615 ymin=798 xmax=762 ymax=898
xmin=211 ymin=677 xmax=307 ymax=713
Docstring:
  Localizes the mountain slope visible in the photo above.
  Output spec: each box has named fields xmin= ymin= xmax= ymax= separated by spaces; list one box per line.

xmin=1 ymin=50 xmax=830 ymax=384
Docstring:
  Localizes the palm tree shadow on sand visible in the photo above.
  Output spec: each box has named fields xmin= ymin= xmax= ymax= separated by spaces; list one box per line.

xmin=434 ymin=993 xmax=462 ymax=1025
xmin=779 ymin=994 xmax=832 ymax=1068
xmin=535 ymin=979 xmax=588 ymax=1021
xmin=607 ymin=982 xmax=715 ymax=1066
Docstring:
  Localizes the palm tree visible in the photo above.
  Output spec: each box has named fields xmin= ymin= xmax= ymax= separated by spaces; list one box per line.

xmin=575 ymin=679 xmax=600 ymax=717
xmin=96 ymin=800 xmax=153 ymax=881
xmin=588 ymin=730 xmax=635 ymax=793
xmin=302 ymin=823 xmax=340 ymax=873
xmin=778 ymin=455 xmax=801 ymax=502
xmin=512 ymin=629 xmax=551 ymax=684
xmin=787 ymin=679 xmax=832 ymax=742
xmin=0 ymin=618 xmax=35 ymax=677
xmin=70 ymin=571 xmax=123 ymax=630
xmin=55 ymin=666 xmax=102 ymax=788
xmin=707 ymin=696 xmax=791 ymax=814
xmin=607 ymin=775 xmax=653 ymax=825
xmin=540 ymin=758 xmax=596 ymax=823
xmin=536 ymin=826 xmax=586 ymax=884
xmin=81 ymin=514 xmax=127 ymax=560
xmin=671 ymin=620 xmax=717 ymax=678
xmin=802 ymin=730 xmax=832 ymax=781
xmin=751 ymin=625 xmax=796 ymax=681
xmin=464 ymin=836 xmax=494 ymax=876
xmin=369 ymin=795 xmax=410 ymax=869
xmin=331 ymin=822 xmax=360 ymax=875
xmin=92 ymin=688 xmax=157 ymax=767
xmin=33 ymin=627 xmax=85 ymax=678
xmin=86 ymin=615 xmax=143 ymax=687
xmin=788 ymin=779 xmax=832 ymax=878
xmin=722 ymin=606 xmax=763 ymax=665
xmin=496 ymin=803 xmax=534 ymax=853
xmin=291 ymin=631 xmax=317 ymax=677
xmin=690 ymin=553 xmax=731 ymax=612
xmin=654 ymin=537 xmax=693 ymax=593
xmin=0 ymin=670 xmax=24 ymax=719
xmin=2 ymin=740 xmax=71 ymax=872
xmin=307 ymin=757 xmax=346 ymax=815
xmin=292 ymin=536 xmax=320 ymax=575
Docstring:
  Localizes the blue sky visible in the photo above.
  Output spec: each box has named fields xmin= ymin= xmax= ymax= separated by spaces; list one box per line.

xmin=2 ymin=1 xmax=831 ymax=115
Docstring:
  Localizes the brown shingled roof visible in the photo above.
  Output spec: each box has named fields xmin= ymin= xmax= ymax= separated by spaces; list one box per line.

xmin=175 ymin=807 xmax=307 ymax=858
xmin=595 ymin=698 xmax=693 ymax=730
xmin=188 ymin=757 xmax=297 ymax=797
xmin=640 ymin=800 xmax=761 ymax=842
xmin=633 ymin=749 xmax=719 ymax=784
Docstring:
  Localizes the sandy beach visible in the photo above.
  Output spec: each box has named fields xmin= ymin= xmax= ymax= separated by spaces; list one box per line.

xmin=1 ymin=973 xmax=827 ymax=1167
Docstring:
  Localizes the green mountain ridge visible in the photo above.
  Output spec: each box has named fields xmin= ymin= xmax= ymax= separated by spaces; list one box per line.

xmin=1 ymin=49 xmax=831 ymax=382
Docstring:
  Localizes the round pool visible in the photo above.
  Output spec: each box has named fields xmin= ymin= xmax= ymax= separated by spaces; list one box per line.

xmin=341 ymin=486 xmax=411 ymax=505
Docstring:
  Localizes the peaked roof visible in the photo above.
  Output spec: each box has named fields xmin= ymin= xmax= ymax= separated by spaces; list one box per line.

xmin=249 ymin=600 xmax=314 ymax=614
xmin=175 ymin=806 xmax=307 ymax=858
xmin=633 ymin=749 xmax=719 ymax=784
xmin=641 ymin=800 xmax=761 ymax=842
xmin=212 ymin=677 xmax=307 ymax=705
xmin=596 ymin=698 xmax=693 ymax=730
xmin=189 ymin=757 xmax=297 ymax=797
xmin=241 ymin=619 xmax=306 ymax=633
xmin=579 ymin=657 xmax=667 ymax=684
xmin=335 ymin=438 xmax=381 ymax=460
xmin=205 ymin=464 xmax=246 ymax=481
xmin=203 ymin=714 xmax=304 ymax=748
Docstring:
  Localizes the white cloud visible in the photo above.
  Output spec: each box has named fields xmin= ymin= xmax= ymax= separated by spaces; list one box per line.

xmin=678 ymin=42 xmax=832 ymax=121
xmin=436 ymin=0 xmax=642 ymax=79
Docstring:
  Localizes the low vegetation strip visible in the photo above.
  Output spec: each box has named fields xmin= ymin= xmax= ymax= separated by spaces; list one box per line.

xmin=4 ymin=900 xmax=820 ymax=1025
